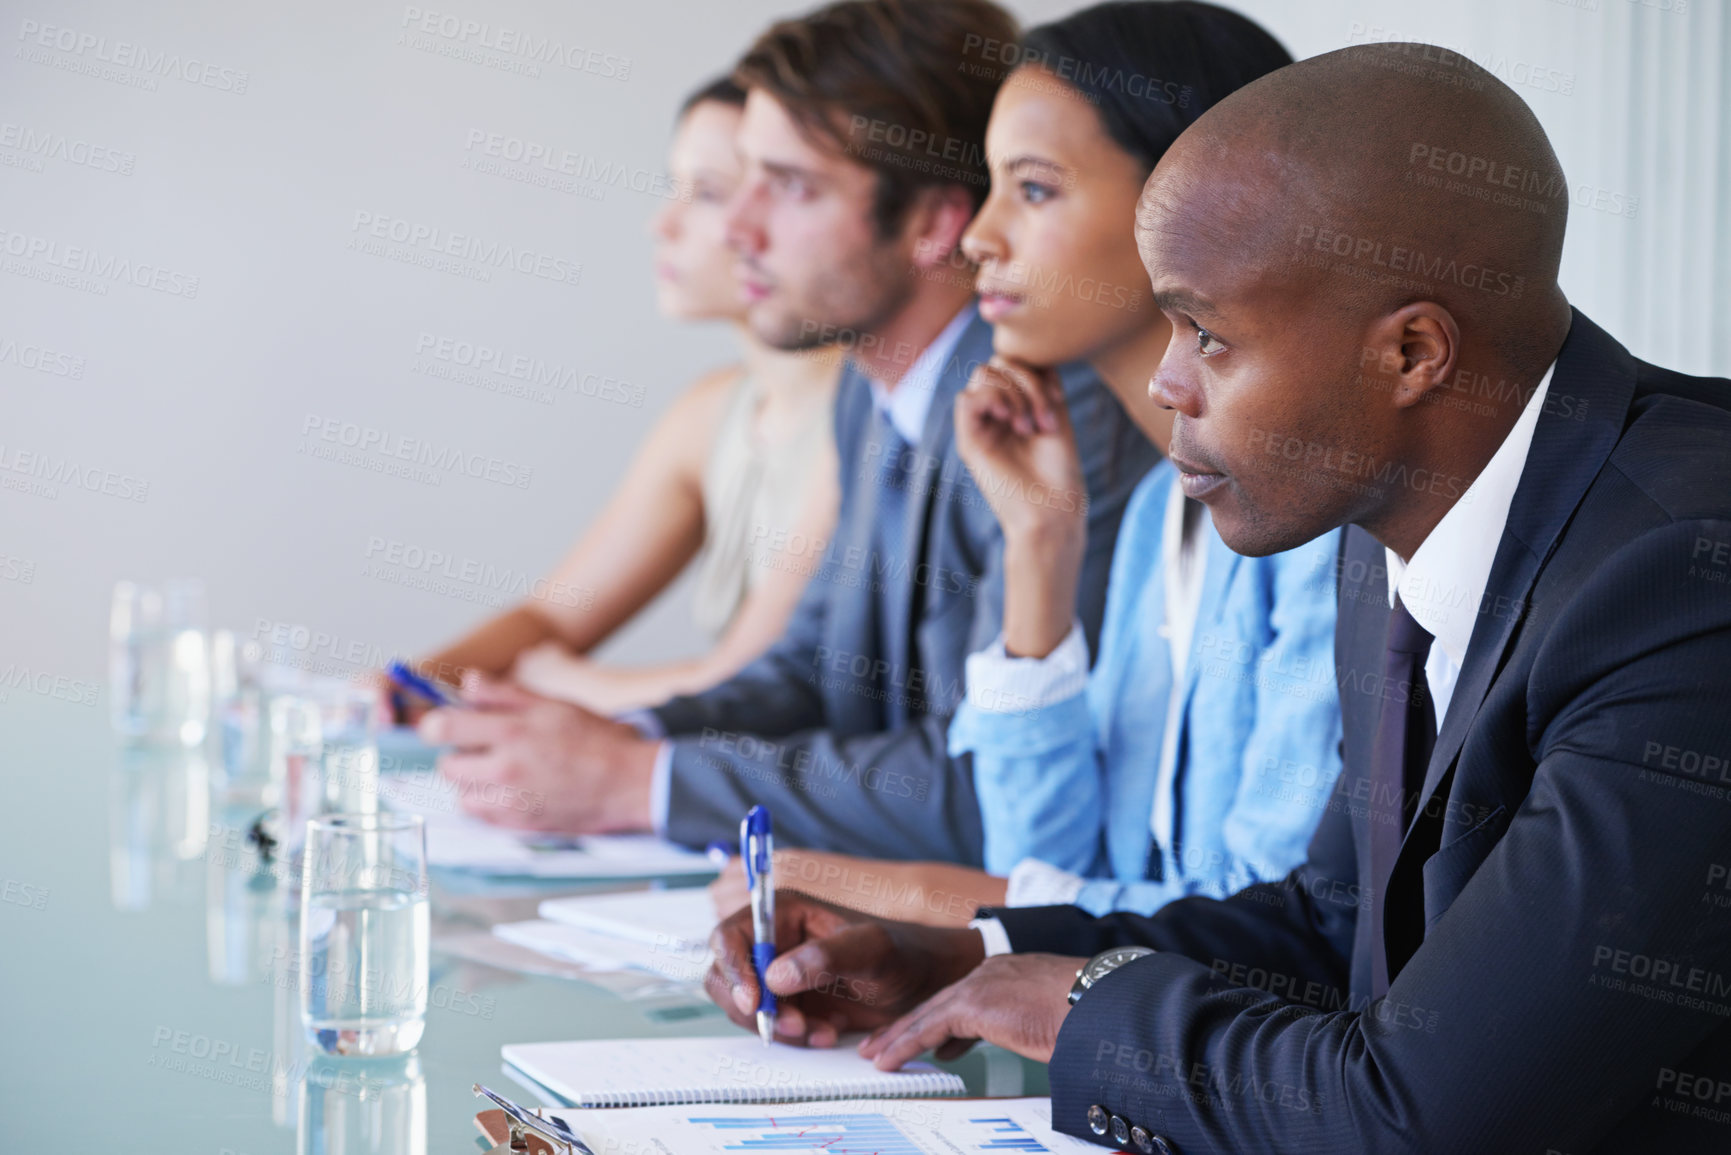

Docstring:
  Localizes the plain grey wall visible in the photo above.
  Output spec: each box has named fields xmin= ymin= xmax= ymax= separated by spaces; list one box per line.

xmin=2 ymin=0 xmax=1724 ymax=697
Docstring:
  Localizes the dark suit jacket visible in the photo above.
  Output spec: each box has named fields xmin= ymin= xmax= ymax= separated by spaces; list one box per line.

xmin=652 ymin=305 xmax=1157 ymax=860
xmin=993 ymin=310 xmax=1731 ymax=1153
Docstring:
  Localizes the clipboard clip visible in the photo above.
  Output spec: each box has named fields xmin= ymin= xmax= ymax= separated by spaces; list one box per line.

xmin=472 ymin=1083 xmax=594 ymax=1155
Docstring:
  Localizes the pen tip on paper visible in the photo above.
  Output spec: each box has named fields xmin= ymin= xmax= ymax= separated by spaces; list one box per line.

xmin=757 ymin=1012 xmax=773 ymax=1047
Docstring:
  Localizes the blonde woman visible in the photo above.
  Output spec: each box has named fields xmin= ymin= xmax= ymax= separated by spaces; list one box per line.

xmin=410 ymin=79 xmax=842 ymax=716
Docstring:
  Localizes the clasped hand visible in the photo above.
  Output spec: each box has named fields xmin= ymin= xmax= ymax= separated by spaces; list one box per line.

xmin=705 ymin=891 xmax=1084 ymax=1068
xmin=954 ymin=355 xmax=1086 ymax=542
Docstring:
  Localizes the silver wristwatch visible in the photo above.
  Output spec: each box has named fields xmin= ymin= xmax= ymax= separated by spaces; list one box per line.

xmin=1068 ymin=946 xmax=1156 ymax=1006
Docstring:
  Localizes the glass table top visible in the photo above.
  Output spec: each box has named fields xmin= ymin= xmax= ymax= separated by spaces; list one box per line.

xmin=0 ymin=693 xmax=1038 ymax=1153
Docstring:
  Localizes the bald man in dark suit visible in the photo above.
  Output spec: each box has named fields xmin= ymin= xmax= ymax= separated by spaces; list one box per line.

xmin=706 ymin=41 xmax=1731 ymax=1155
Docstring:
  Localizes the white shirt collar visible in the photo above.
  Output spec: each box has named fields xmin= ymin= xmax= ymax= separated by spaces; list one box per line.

xmin=865 ymin=304 xmax=975 ymax=445
xmin=1385 ymin=360 xmax=1557 ymax=669
xmin=1161 ymin=481 xmax=1209 ymax=682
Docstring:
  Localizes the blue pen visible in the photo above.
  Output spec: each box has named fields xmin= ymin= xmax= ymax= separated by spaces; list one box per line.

xmin=385 ymin=660 xmax=465 ymax=709
xmin=740 ymin=805 xmax=776 ymax=1046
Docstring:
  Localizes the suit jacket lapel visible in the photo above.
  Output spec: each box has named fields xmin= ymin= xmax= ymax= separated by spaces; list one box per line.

xmin=1405 ymin=309 xmax=1641 ymax=843
xmin=886 ymin=307 xmax=991 ymax=669
xmin=825 ymin=363 xmax=887 ymax=733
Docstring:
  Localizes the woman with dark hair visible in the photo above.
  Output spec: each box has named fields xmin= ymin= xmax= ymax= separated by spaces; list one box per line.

xmin=949 ymin=0 xmax=1340 ymax=919
xmin=406 ymin=78 xmax=842 ymax=716
xmin=713 ymin=2 xmax=1343 ymax=932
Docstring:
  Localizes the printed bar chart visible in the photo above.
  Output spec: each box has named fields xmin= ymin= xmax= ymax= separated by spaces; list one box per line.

xmin=686 ymin=1110 xmax=1069 ymax=1153
xmin=697 ymin=1112 xmax=923 ymax=1154
xmin=969 ymin=1115 xmax=1058 ymax=1150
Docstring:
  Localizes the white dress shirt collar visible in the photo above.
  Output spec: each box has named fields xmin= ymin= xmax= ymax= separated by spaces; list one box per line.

xmin=865 ymin=304 xmax=975 ymax=445
xmin=1385 ymin=360 xmax=1556 ymax=683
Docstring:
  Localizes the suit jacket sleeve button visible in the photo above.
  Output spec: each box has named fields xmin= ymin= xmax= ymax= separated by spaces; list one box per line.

xmin=1110 ymin=1115 xmax=1131 ymax=1145
xmin=1087 ymin=1105 xmax=1110 ymax=1136
xmin=1130 ymin=1125 xmax=1156 ymax=1153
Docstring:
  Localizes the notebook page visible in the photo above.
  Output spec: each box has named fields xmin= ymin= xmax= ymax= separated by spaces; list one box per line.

xmin=502 ymin=1035 xmax=966 ymax=1107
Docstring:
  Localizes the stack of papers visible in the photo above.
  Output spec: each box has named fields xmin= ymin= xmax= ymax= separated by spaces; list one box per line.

xmin=493 ymin=918 xmax=713 ymax=983
xmin=538 ymin=888 xmax=718 ymax=950
xmin=378 ymin=772 xmax=717 ymax=879
xmin=491 ymin=887 xmax=720 ymax=982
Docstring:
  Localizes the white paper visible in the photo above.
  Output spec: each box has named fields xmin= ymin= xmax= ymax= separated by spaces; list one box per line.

xmin=378 ymin=773 xmax=716 ymax=879
xmin=538 ymin=888 xmax=719 ymax=950
xmin=492 ymin=919 xmax=714 ymax=984
xmin=542 ymin=1095 xmax=1098 ymax=1152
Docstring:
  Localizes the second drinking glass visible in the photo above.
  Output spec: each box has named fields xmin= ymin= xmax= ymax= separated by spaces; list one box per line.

xmin=299 ymin=812 xmax=429 ymax=1057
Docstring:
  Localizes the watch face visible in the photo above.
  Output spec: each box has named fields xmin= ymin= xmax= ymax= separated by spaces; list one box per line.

xmin=1085 ymin=946 xmax=1154 ymax=986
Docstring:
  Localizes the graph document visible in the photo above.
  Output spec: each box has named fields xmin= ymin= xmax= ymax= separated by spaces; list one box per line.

xmin=551 ymin=1097 xmax=1101 ymax=1153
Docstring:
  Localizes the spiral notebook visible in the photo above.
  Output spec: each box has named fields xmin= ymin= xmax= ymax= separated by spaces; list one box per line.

xmin=500 ymin=1035 xmax=967 ymax=1107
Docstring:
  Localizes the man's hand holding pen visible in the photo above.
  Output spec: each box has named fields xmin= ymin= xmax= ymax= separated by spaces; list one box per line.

xmin=417 ymin=673 xmax=657 ymax=834
xmin=705 ymin=891 xmax=1083 ymax=1067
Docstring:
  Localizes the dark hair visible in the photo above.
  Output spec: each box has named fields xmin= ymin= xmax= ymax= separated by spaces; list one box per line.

xmin=679 ymin=74 xmax=747 ymax=121
xmin=1017 ymin=1 xmax=1292 ymax=173
xmin=733 ymin=0 xmax=1018 ymax=237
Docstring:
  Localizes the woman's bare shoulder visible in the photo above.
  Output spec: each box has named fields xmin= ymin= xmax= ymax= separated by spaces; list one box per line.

xmin=645 ymin=364 xmax=748 ymax=473
xmin=674 ymin=363 xmax=748 ymax=418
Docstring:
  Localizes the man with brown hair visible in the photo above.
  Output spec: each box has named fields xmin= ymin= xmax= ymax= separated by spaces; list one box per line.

xmin=723 ymin=0 xmax=1007 ymax=359
xmin=422 ymin=0 xmax=1155 ymax=862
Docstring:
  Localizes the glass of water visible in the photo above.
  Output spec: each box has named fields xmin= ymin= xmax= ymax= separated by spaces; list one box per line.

xmin=314 ymin=683 xmax=382 ymax=817
xmin=272 ymin=695 xmax=324 ymax=852
xmin=109 ymin=579 xmax=211 ymax=745
xmin=300 ymin=813 xmax=429 ymax=1056
xmin=273 ymin=683 xmax=381 ymax=847
xmin=212 ymin=630 xmax=276 ymax=805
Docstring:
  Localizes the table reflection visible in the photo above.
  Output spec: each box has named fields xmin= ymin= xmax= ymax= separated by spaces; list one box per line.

xmin=206 ymin=799 xmax=291 ymax=986
xmin=3 ymin=699 xmax=768 ymax=1155
xmin=110 ymin=741 xmax=210 ymax=911
xmin=298 ymin=1053 xmax=427 ymax=1155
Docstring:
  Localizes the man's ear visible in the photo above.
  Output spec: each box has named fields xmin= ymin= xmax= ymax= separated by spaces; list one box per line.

xmin=904 ymin=184 xmax=980 ymax=271
xmin=1363 ymin=302 xmax=1459 ymax=409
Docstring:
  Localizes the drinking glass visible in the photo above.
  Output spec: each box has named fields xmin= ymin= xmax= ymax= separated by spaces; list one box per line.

xmin=272 ymin=695 xmax=324 ymax=849
xmin=109 ymin=579 xmax=211 ymax=745
xmin=212 ymin=630 xmax=276 ymax=805
xmin=300 ymin=813 xmax=429 ymax=1056
xmin=313 ymin=684 xmax=382 ymax=817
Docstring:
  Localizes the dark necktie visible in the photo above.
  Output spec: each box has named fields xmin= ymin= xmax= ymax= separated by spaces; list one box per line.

xmin=1369 ymin=595 xmax=1436 ymax=997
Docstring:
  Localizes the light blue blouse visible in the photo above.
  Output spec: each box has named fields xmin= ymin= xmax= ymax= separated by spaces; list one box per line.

xmin=948 ymin=461 xmax=1343 ymax=915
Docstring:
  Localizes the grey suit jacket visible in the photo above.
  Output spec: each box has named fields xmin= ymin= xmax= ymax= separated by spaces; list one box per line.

xmin=651 ymin=305 xmax=1157 ymax=860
